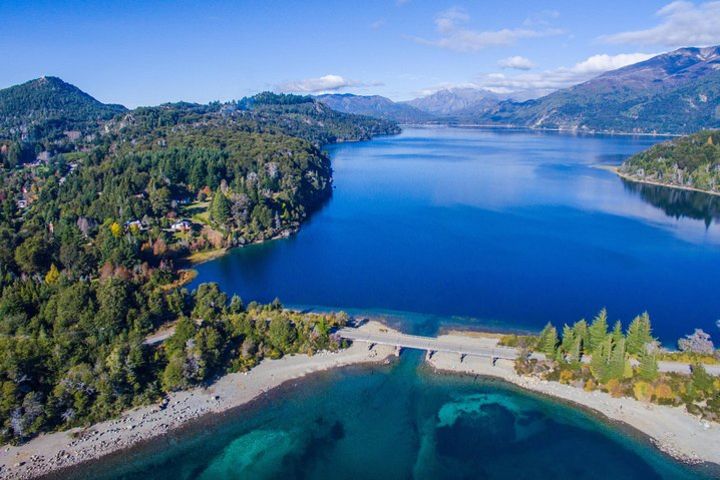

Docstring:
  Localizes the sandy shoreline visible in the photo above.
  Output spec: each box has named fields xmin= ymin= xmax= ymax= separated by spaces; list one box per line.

xmin=426 ymin=332 xmax=720 ymax=467
xmin=0 ymin=322 xmax=396 ymax=480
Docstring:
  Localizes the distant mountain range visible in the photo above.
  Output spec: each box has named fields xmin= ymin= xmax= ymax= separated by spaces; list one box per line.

xmin=478 ymin=46 xmax=720 ymax=134
xmin=0 ymin=76 xmax=126 ymax=140
xmin=317 ymin=46 xmax=720 ymax=134
xmin=405 ymin=88 xmax=505 ymax=116
xmin=315 ymin=88 xmax=504 ymax=124
xmin=314 ymin=94 xmax=433 ymax=123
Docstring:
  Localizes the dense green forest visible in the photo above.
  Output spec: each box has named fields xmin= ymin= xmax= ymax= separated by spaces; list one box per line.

xmin=0 ymin=278 xmax=347 ymax=442
xmin=621 ymin=130 xmax=720 ymax=194
xmin=0 ymin=77 xmax=126 ymax=146
xmin=0 ymin=79 xmax=398 ymax=443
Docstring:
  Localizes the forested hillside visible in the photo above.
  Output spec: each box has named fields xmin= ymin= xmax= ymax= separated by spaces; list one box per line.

xmin=621 ymin=130 xmax=720 ymax=194
xmin=0 ymin=76 xmax=126 ymax=144
xmin=0 ymin=80 xmax=397 ymax=444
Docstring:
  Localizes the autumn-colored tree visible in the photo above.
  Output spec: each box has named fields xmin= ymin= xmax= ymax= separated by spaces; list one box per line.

xmin=109 ymin=221 xmax=122 ymax=238
xmin=45 ymin=263 xmax=60 ymax=284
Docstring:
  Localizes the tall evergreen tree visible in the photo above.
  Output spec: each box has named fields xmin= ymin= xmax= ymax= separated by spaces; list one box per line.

xmin=611 ymin=320 xmax=624 ymax=344
xmin=590 ymin=335 xmax=613 ymax=383
xmin=211 ymin=190 xmax=231 ymax=225
xmin=588 ymin=309 xmax=608 ymax=352
xmin=626 ymin=312 xmax=653 ymax=355
xmin=560 ymin=324 xmax=575 ymax=360
xmin=572 ymin=319 xmax=589 ymax=357
xmin=637 ymin=350 xmax=659 ymax=382
xmin=609 ymin=337 xmax=630 ymax=380
xmin=537 ymin=322 xmax=558 ymax=356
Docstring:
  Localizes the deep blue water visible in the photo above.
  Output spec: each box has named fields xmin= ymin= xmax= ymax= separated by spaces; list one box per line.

xmin=66 ymin=353 xmax=712 ymax=480
xmin=193 ymin=127 xmax=720 ymax=343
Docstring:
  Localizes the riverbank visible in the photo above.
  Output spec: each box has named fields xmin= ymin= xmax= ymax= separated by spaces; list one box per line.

xmin=0 ymin=321 xmax=397 ymax=480
xmin=426 ymin=332 xmax=720 ymax=467
xmin=599 ymin=164 xmax=720 ymax=198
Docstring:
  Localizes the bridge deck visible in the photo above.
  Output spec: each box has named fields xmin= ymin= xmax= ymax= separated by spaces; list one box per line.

xmin=338 ymin=326 xmax=720 ymax=376
xmin=337 ymin=327 xmax=520 ymax=360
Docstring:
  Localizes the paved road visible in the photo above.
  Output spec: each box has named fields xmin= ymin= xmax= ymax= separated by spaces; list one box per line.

xmin=338 ymin=327 xmax=720 ymax=376
xmin=338 ymin=327 xmax=526 ymax=360
xmin=657 ymin=360 xmax=720 ymax=376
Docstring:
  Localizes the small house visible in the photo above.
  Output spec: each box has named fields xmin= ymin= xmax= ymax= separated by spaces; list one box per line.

xmin=170 ymin=220 xmax=192 ymax=232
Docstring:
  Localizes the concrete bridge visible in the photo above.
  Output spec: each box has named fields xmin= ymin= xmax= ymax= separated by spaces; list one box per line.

xmin=337 ymin=326 xmax=720 ymax=376
xmin=337 ymin=327 xmax=530 ymax=363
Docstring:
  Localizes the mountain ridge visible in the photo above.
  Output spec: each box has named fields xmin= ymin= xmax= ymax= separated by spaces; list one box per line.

xmin=0 ymin=76 xmax=127 ymax=140
xmin=476 ymin=46 xmax=720 ymax=134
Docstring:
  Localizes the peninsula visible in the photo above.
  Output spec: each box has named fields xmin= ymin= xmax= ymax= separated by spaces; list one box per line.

xmin=619 ymin=130 xmax=720 ymax=196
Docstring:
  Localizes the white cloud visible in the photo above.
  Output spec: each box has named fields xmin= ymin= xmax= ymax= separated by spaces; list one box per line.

xmin=411 ymin=7 xmax=562 ymax=52
xmin=498 ymin=56 xmax=535 ymax=70
xmin=370 ymin=18 xmax=386 ymax=30
xmin=275 ymin=75 xmax=382 ymax=93
xmin=427 ymin=52 xmax=655 ymax=99
xmin=572 ymin=53 xmax=657 ymax=73
xmin=601 ymin=1 xmax=720 ymax=47
xmin=522 ymin=9 xmax=560 ymax=27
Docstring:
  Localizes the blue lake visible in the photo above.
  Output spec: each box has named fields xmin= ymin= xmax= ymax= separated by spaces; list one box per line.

xmin=193 ymin=127 xmax=720 ymax=343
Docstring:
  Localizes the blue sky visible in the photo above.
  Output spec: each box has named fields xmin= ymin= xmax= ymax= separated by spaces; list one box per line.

xmin=2 ymin=0 xmax=720 ymax=106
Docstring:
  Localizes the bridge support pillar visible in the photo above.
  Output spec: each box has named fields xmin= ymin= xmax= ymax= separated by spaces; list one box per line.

xmin=426 ymin=350 xmax=435 ymax=360
xmin=492 ymin=357 xmax=498 ymax=366
xmin=368 ymin=343 xmax=375 ymax=351
xmin=460 ymin=353 xmax=466 ymax=363
xmin=395 ymin=345 xmax=402 ymax=357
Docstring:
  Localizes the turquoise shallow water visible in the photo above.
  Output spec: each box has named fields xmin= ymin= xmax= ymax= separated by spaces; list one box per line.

xmin=192 ymin=127 xmax=720 ymax=343
xmin=66 ymin=353 xmax=713 ymax=479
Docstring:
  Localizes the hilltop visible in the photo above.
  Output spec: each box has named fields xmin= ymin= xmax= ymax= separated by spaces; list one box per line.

xmin=0 ymin=76 xmax=126 ymax=141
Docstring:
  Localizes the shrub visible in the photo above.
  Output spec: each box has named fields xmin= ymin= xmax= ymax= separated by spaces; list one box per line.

xmin=559 ymin=370 xmax=574 ymax=384
xmin=604 ymin=378 xmax=624 ymax=398
xmin=633 ymin=381 xmax=654 ymax=402
xmin=654 ymin=383 xmax=675 ymax=404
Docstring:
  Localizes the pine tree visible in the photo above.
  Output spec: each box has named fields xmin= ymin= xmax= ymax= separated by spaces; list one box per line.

xmin=637 ymin=350 xmax=658 ymax=381
xmin=537 ymin=322 xmax=558 ymax=356
xmin=560 ymin=324 xmax=575 ymax=360
xmin=569 ymin=336 xmax=582 ymax=363
xmin=588 ymin=309 xmax=608 ymax=352
xmin=609 ymin=337 xmax=629 ymax=380
xmin=590 ymin=335 xmax=613 ymax=383
xmin=626 ymin=313 xmax=653 ymax=355
xmin=572 ymin=319 xmax=589 ymax=357
xmin=211 ymin=190 xmax=231 ymax=225
xmin=611 ymin=320 xmax=624 ymax=344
